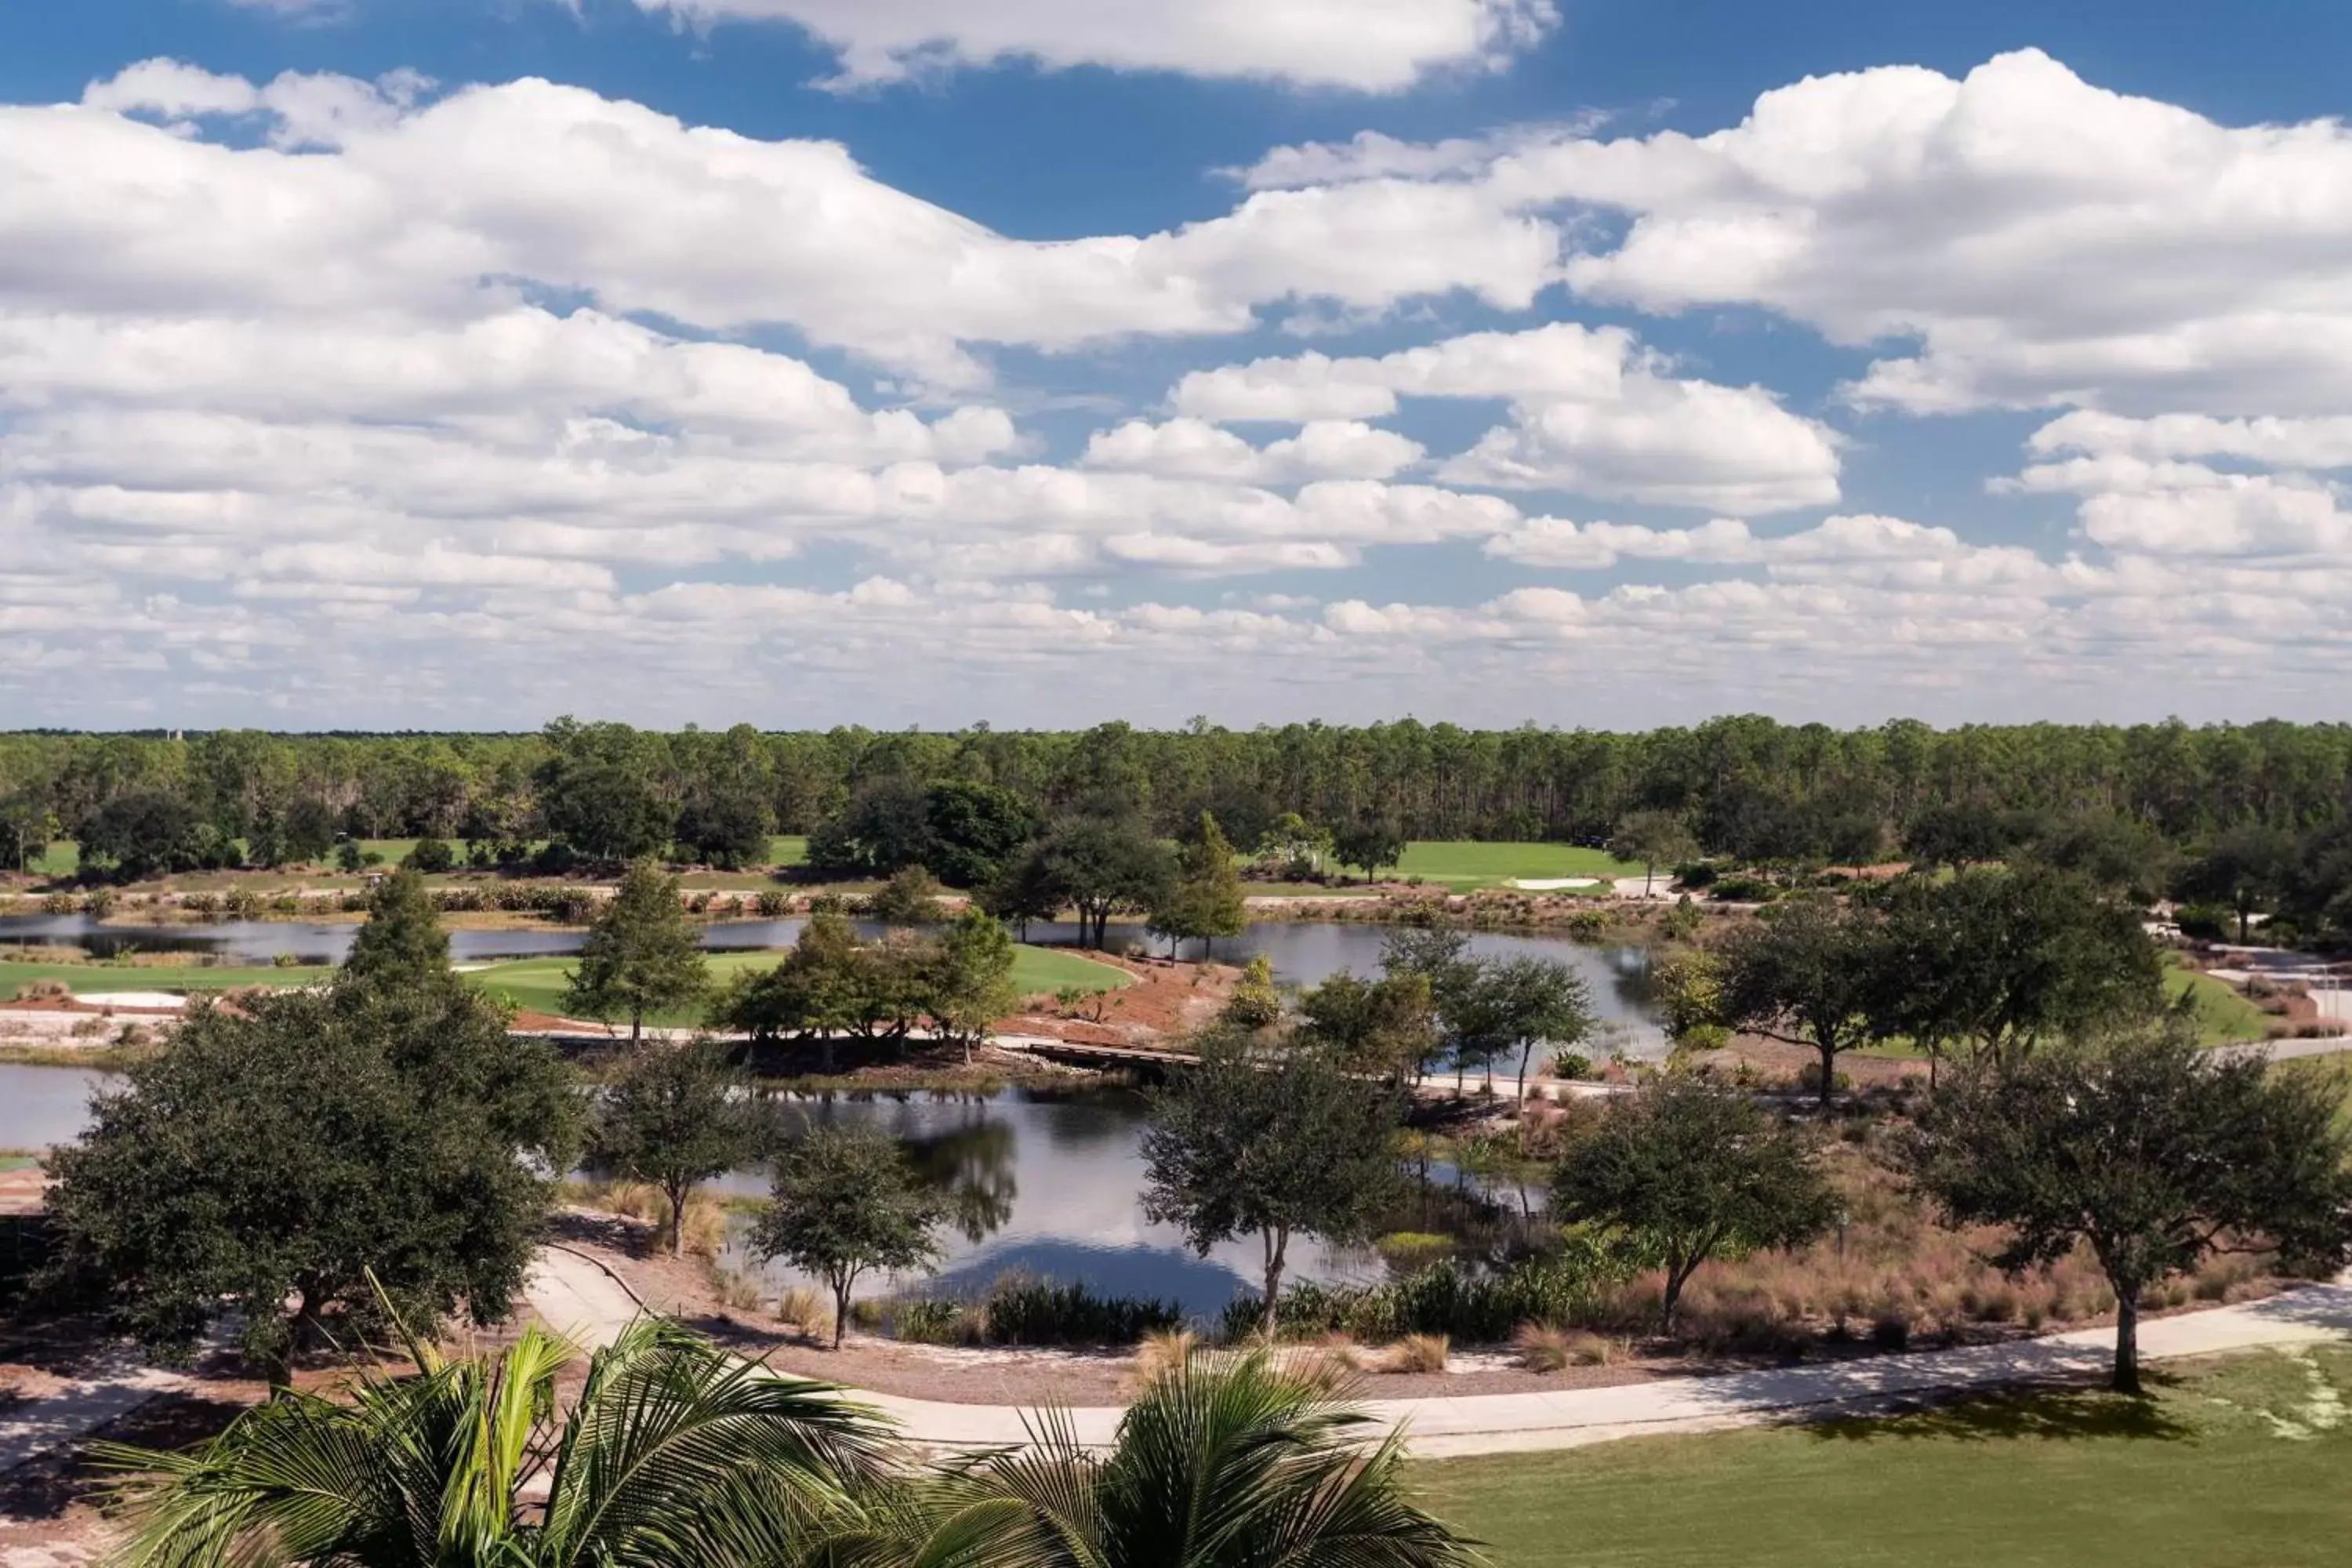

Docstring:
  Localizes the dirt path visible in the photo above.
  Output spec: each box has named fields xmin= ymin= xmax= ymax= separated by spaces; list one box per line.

xmin=521 ymin=1245 xmax=2352 ymax=1458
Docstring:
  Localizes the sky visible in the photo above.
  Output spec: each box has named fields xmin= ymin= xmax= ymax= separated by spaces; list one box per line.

xmin=5 ymin=2 xmax=2352 ymax=731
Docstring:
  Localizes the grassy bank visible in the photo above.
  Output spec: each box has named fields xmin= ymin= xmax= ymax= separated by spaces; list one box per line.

xmin=1414 ymin=1345 xmax=2352 ymax=1566
xmin=0 ymin=958 xmax=335 ymax=997
xmin=2165 ymin=964 xmax=2274 ymax=1045
xmin=472 ymin=942 xmax=1129 ymax=1025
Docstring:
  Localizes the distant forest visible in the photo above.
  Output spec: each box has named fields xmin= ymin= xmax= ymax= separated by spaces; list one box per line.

xmin=5 ymin=717 xmax=2352 ymax=869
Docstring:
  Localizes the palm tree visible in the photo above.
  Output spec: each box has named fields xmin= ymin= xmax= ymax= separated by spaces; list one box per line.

xmin=97 ymin=1316 xmax=896 ymax=1568
xmin=831 ymin=1351 xmax=1479 ymax=1568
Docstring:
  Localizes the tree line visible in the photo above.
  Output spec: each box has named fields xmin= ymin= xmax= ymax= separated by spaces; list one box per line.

xmin=11 ymin=714 xmax=2352 ymax=874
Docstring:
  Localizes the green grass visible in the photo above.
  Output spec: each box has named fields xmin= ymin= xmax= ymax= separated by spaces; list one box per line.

xmin=1413 ymin=1345 xmax=2352 ymax=1567
xmin=2165 ymin=964 xmax=2272 ymax=1046
xmin=25 ymin=840 xmax=78 ymax=877
xmin=472 ymin=942 xmax=1128 ymax=1024
xmin=1391 ymin=841 xmax=1642 ymax=890
xmin=0 ymin=959 xmax=334 ymax=1000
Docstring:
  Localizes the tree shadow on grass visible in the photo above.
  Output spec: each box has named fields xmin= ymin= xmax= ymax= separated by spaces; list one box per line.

xmin=1802 ymin=1374 xmax=2193 ymax=1445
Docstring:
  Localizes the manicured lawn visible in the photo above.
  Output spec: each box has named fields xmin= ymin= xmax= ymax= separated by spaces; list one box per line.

xmin=0 ymin=959 xmax=334 ymax=998
xmin=2165 ymin=964 xmax=2272 ymax=1046
xmin=768 ymin=835 xmax=808 ymax=868
xmin=1392 ymin=841 xmax=1642 ymax=890
xmin=26 ymin=841 xmax=78 ymax=877
xmin=1412 ymin=1345 xmax=2352 ymax=1567
xmin=470 ymin=942 xmax=1127 ymax=1024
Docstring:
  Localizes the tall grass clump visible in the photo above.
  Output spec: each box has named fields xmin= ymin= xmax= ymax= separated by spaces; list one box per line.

xmin=887 ymin=1273 xmax=1183 ymax=1348
xmin=1219 ymin=1247 xmax=1627 ymax=1345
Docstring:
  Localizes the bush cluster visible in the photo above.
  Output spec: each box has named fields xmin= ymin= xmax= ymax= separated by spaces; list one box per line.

xmin=1218 ymin=1248 xmax=1627 ymax=1345
xmin=889 ymin=1273 xmax=1181 ymax=1347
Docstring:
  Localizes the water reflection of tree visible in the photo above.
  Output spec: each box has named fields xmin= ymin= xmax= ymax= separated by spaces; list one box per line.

xmin=902 ymin=1120 xmax=1018 ymax=1243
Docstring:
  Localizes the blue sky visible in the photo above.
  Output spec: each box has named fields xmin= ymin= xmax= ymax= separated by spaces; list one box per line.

xmin=4 ymin=1 xmax=2351 ymax=728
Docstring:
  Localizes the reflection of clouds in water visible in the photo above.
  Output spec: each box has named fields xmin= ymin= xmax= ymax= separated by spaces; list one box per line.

xmin=720 ymin=1086 xmax=1384 ymax=1316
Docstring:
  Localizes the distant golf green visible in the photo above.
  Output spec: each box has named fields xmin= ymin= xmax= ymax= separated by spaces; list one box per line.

xmin=0 ymin=959 xmax=333 ymax=1000
xmin=470 ymin=942 xmax=1127 ymax=1024
xmin=1413 ymin=1345 xmax=2352 ymax=1568
xmin=1392 ymin=841 xmax=1642 ymax=889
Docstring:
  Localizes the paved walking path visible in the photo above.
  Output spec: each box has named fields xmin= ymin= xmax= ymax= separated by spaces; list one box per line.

xmin=523 ymin=1247 xmax=2352 ymax=1458
xmin=0 ymin=1352 xmax=191 ymax=1475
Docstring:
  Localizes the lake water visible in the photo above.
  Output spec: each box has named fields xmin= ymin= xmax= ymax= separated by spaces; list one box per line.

xmin=708 ymin=1086 xmax=1421 ymax=1319
xmin=0 ymin=914 xmax=1636 ymax=1320
xmin=0 ymin=913 xmax=1664 ymax=1055
xmin=0 ymin=1065 xmax=1530 ymax=1321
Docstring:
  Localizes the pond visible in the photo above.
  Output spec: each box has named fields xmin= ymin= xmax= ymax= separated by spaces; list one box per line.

xmin=0 ymin=914 xmax=1666 ymax=1055
xmin=0 ymin=1066 xmax=1539 ymax=1323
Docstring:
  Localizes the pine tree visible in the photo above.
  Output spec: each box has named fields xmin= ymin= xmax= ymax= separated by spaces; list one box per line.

xmin=564 ymin=860 xmax=707 ymax=1044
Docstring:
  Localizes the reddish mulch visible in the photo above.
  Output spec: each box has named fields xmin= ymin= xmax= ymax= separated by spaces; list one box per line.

xmin=1000 ymin=955 xmax=1234 ymax=1047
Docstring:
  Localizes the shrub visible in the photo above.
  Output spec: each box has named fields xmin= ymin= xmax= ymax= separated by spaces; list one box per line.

xmin=1221 ymin=955 xmax=1283 ymax=1029
xmin=2173 ymin=903 xmax=2230 ymax=942
xmin=1510 ymin=1321 xmax=1572 ymax=1371
xmin=1870 ymin=1309 xmax=1911 ymax=1349
xmin=15 ymin=978 xmax=71 ymax=1003
xmin=891 ymin=1274 xmax=1183 ymax=1348
xmin=1374 ymin=1232 xmax=1455 ymax=1266
xmin=1378 ymin=1333 xmax=1449 ymax=1374
xmin=1674 ymin=861 xmax=1718 ymax=890
xmin=972 ymin=1274 xmax=1181 ymax=1346
xmin=223 ymin=887 xmax=262 ymax=920
xmin=405 ymin=837 xmax=457 ymax=874
xmin=180 ymin=892 xmax=222 ymax=917
xmin=1128 ymin=1327 xmax=1200 ymax=1389
xmin=532 ymin=841 xmax=581 ymax=877
xmin=1219 ymin=1246 xmax=1628 ymax=1345
xmin=271 ymin=953 xmax=303 ymax=969
xmin=1551 ymin=1050 xmax=1594 ymax=1081
xmin=754 ymin=890 xmax=793 ymax=919
xmin=775 ymin=1285 xmax=832 ymax=1340
xmin=1564 ymin=909 xmax=1612 ymax=941
xmin=893 ymin=1298 xmax=966 ymax=1345
xmin=1710 ymin=876 xmax=1778 ymax=903
xmin=82 ymin=887 xmax=118 ymax=919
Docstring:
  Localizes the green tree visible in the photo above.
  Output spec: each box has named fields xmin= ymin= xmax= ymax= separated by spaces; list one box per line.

xmin=281 ymin=795 xmax=339 ymax=864
xmin=1296 ymin=970 xmax=1439 ymax=1084
xmin=0 ymin=796 xmax=56 ymax=874
xmin=1141 ymin=1031 xmax=1402 ymax=1335
xmin=99 ymin=1318 xmax=892 ymax=1568
xmin=565 ymin=859 xmax=708 ymax=1044
xmin=2175 ymin=826 xmax=2299 ymax=943
xmin=593 ymin=1038 xmax=760 ymax=1258
xmin=1906 ymin=1027 xmax=2352 ymax=1392
xmin=1036 ymin=808 xmax=1176 ymax=949
xmin=342 ymin=866 xmax=455 ymax=990
xmin=922 ymin=779 xmax=1040 ymax=889
xmin=868 ymin=863 xmax=946 ymax=925
xmin=1716 ymin=895 xmax=1886 ymax=1105
xmin=1871 ymin=865 xmax=2166 ymax=1078
xmin=79 ymin=788 xmax=209 ymax=882
xmin=43 ymin=976 xmax=579 ymax=1378
xmin=931 ymin=908 xmax=1020 ymax=1063
xmin=980 ymin=848 xmax=1064 ymax=941
xmin=753 ymin=1127 xmax=948 ymax=1348
xmin=1148 ymin=811 xmax=1249 ymax=957
xmin=1331 ymin=818 xmax=1409 ymax=882
xmin=857 ymin=1350 xmax=1475 ymax=1568
xmin=1453 ymin=954 xmax=1595 ymax=1093
xmin=1551 ymin=1073 xmax=1835 ymax=1333
xmin=1608 ymin=808 xmax=1699 ymax=895
xmin=535 ymin=717 xmax=677 ymax=863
